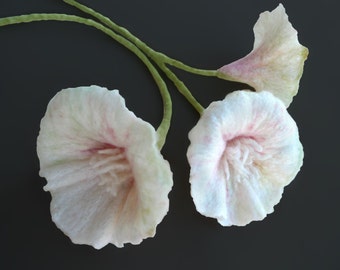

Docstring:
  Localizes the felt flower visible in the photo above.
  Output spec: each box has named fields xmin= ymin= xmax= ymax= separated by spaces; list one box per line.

xmin=187 ymin=90 xmax=303 ymax=226
xmin=37 ymin=85 xmax=173 ymax=249
xmin=218 ymin=4 xmax=308 ymax=107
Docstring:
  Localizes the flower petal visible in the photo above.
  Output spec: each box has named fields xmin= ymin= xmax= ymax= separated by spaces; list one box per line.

xmin=218 ymin=4 xmax=308 ymax=107
xmin=37 ymin=85 xmax=173 ymax=248
xmin=187 ymin=90 xmax=303 ymax=226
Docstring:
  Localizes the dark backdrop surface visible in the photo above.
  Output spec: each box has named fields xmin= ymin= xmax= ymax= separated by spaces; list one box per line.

xmin=0 ymin=0 xmax=338 ymax=269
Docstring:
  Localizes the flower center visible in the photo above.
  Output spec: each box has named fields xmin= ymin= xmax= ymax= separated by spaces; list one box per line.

xmin=89 ymin=146 xmax=133 ymax=196
xmin=221 ymin=136 xmax=270 ymax=183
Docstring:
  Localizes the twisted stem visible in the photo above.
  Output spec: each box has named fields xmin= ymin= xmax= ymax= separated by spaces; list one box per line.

xmin=63 ymin=0 xmax=211 ymax=113
xmin=63 ymin=0 xmax=218 ymax=77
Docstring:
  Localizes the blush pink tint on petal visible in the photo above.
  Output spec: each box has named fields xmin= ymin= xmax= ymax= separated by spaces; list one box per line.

xmin=187 ymin=90 xmax=303 ymax=226
xmin=218 ymin=4 xmax=308 ymax=107
xmin=37 ymin=85 xmax=173 ymax=249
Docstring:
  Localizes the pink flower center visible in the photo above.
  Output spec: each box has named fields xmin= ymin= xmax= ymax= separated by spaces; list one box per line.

xmin=220 ymin=136 xmax=270 ymax=183
xmin=89 ymin=146 xmax=134 ymax=196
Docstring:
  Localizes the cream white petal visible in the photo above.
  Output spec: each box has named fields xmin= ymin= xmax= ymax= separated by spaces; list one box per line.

xmin=37 ymin=85 xmax=173 ymax=248
xmin=187 ymin=90 xmax=303 ymax=226
xmin=218 ymin=4 xmax=308 ymax=107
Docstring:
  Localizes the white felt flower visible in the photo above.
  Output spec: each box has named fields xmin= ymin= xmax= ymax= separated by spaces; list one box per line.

xmin=218 ymin=4 xmax=308 ymax=107
xmin=187 ymin=90 xmax=303 ymax=226
xmin=37 ymin=85 xmax=173 ymax=249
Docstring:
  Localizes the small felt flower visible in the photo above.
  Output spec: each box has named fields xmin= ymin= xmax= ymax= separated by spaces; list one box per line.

xmin=187 ymin=90 xmax=303 ymax=226
xmin=37 ymin=85 xmax=173 ymax=249
xmin=218 ymin=4 xmax=308 ymax=107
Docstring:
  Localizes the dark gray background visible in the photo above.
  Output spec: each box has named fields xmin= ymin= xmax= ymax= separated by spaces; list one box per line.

xmin=0 ymin=0 xmax=338 ymax=269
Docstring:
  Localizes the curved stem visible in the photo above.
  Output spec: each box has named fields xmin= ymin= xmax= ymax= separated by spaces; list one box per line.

xmin=0 ymin=13 xmax=171 ymax=149
xmin=63 ymin=0 xmax=218 ymax=77
xmin=159 ymin=64 xmax=204 ymax=115
xmin=162 ymin=56 xmax=219 ymax=77
xmin=62 ymin=0 xmax=205 ymax=113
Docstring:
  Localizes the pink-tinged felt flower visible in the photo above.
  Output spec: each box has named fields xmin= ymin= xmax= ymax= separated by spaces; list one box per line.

xmin=37 ymin=85 xmax=173 ymax=249
xmin=187 ymin=90 xmax=303 ymax=226
xmin=218 ymin=4 xmax=308 ymax=107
